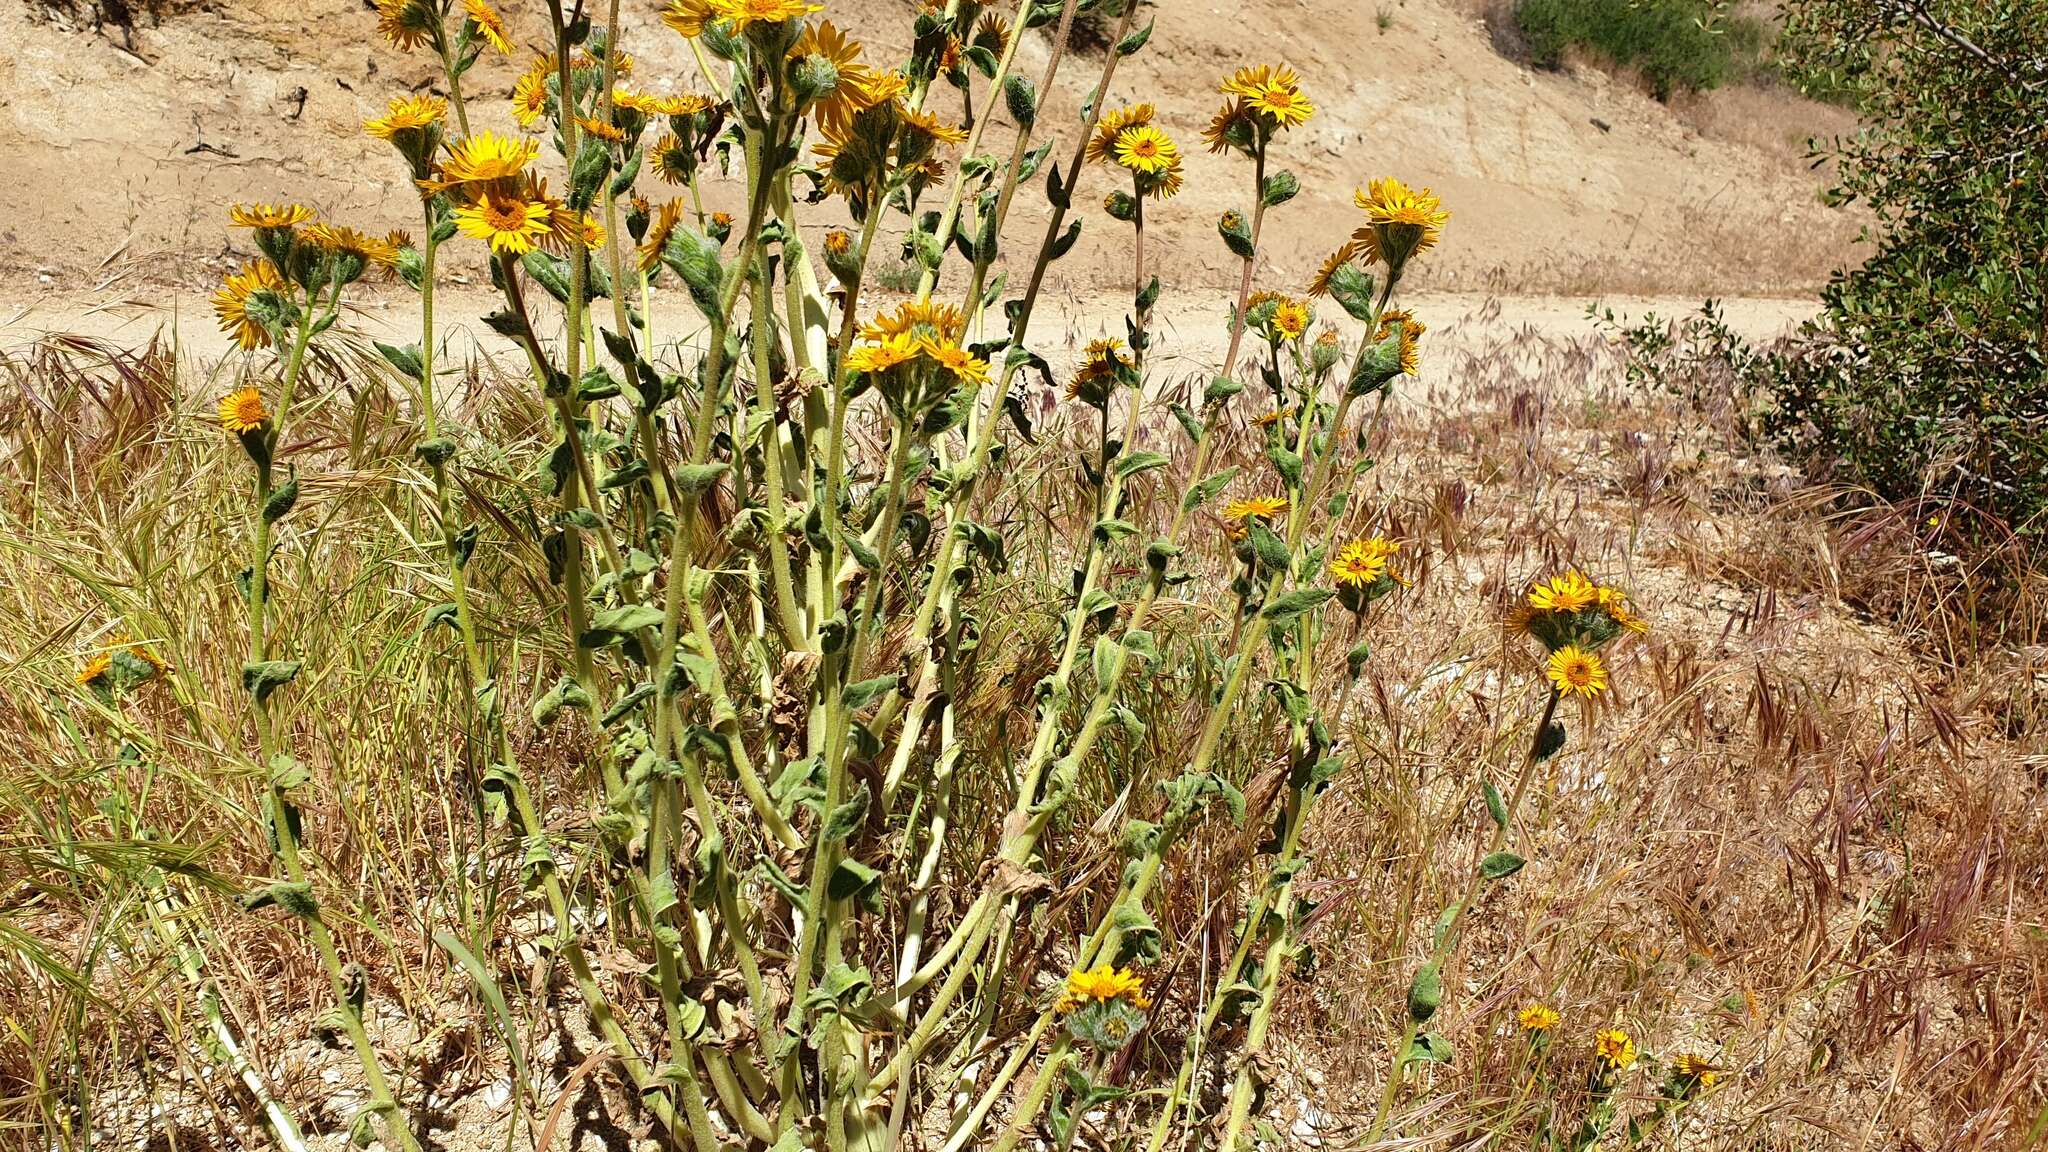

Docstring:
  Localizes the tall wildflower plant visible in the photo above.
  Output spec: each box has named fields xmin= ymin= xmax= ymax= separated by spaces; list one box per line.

xmin=190 ymin=0 xmax=1645 ymax=1148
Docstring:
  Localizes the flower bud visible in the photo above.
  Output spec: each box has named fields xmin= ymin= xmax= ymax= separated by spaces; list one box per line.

xmin=1103 ymin=191 xmax=1137 ymax=222
xmin=791 ymin=53 xmax=841 ymax=105
xmin=1218 ymin=209 xmax=1255 ymax=259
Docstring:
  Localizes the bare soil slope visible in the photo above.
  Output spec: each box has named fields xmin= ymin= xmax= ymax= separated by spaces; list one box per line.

xmin=3 ymin=0 xmax=1862 ymax=296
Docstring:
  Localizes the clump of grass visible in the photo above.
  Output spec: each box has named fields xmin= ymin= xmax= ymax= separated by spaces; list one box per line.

xmin=1514 ymin=0 xmax=1770 ymax=100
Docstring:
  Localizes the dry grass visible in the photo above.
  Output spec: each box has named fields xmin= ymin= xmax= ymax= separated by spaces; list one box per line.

xmin=1 ymin=312 xmax=2044 ymax=1150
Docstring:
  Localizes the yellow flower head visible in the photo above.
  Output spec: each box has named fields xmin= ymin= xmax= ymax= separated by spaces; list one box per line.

xmin=1067 ymin=337 xmax=1132 ymax=400
xmin=1203 ymin=98 xmax=1255 ymax=154
xmin=212 ymin=260 xmax=287 ymax=351
xmin=1375 ymin=309 xmax=1425 ymax=375
xmin=1528 ymin=571 xmax=1597 ymax=613
xmin=1223 ymin=496 xmax=1288 ymax=525
xmin=1670 ymin=1053 xmax=1723 ymax=1086
xmin=651 ymin=133 xmax=696 ymax=185
xmin=453 ymin=190 xmax=554 ymax=255
xmin=1595 ymin=1027 xmax=1637 ymax=1070
xmin=1307 ymin=241 xmax=1362 ymax=298
xmin=577 ymin=115 xmax=629 ymax=145
xmin=791 ymin=21 xmax=893 ymax=138
xmin=1113 ymin=125 xmax=1179 ymax=176
xmin=1221 ymin=64 xmax=1314 ymax=129
xmin=75 ymin=652 xmax=114 ymax=686
xmin=823 ymin=229 xmax=853 ymax=259
xmin=376 ymin=0 xmax=437 ymax=51
xmin=305 ymin=223 xmax=401 ymax=270
xmin=364 ymin=94 xmax=447 ymax=141
xmin=1351 ymin=177 xmax=1450 ymax=266
xmin=463 ymin=0 xmax=514 ymax=53
xmin=711 ymin=0 xmax=823 ymax=36
xmin=434 ymin=131 xmax=540 ymax=190
xmin=844 ymin=333 xmax=921 ymax=376
xmin=921 ymin=340 xmax=990 ymax=386
xmin=1330 ymin=537 xmax=1399 ymax=589
xmin=1087 ymin=103 xmax=1155 ymax=165
xmin=1272 ymin=298 xmax=1311 ymax=342
xmin=229 ymin=203 xmax=315 ymax=230
xmin=862 ymin=300 xmax=966 ymax=345
xmin=661 ymin=0 xmax=719 ymax=36
xmin=1056 ymin=964 xmax=1149 ymax=1014
xmin=900 ymin=105 xmax=970 ymax=146
xmin=545 ymin=204 xmax=606 ymax=252
xmin=1546 ymin=645 xmax=1608 ymax=699
xmin=638 ymin=200 xmax=683 ymax=274
xmin=1518 ymin=1003 xmax=1561 ymax=1032
xmin=974 ymin=13 xmax=1011 ymax=55
xmin=1595 ymin=585 xmax=1650 ymax=634
xmin=219 ymin=386 xmax=270 ymax=434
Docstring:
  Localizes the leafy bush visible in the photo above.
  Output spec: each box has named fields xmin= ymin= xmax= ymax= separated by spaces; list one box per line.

xmin=1513 ymin=0 xmax=1765 ymax=100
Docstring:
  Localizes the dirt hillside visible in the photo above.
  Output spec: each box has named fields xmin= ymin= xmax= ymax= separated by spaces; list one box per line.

xmin=3 ymin=0 xmax=1863 ymax=298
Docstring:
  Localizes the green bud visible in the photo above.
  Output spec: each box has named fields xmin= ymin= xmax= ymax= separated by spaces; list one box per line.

xmin=1004 ymin=74 xmax=1037 ymax=127
xmin=1103 ymin=190 xmax=1137 ymax=222
xmin=1218 ymin=209 xmax=1255 ymax=260
xmin=792 ymin=53 xmax=841 ymax=105
xmin=1261 ymin=170 xmax=1300 ymax=207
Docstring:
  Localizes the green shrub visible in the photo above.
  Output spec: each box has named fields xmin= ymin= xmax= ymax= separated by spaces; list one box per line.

xmin=1513 ymin=0 xmax=1765 ymax=100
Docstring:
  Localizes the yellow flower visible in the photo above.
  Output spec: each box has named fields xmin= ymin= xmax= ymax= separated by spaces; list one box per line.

xmin=76 ymin=652 xmax=114 ymax=686
xmin=862 ymin=300 xmax=967 ymax=345
xmin=1330 ymin=537 xmax=1399 ymax=589
xmin=1112 ymin=125 xmax=1178 ymax=176
xmin=1066 ymin=338 xmax=1132 ymax=399
xmin=1087 ymin=103 xmax=1155 ymax=164
xmin=1528 ymin=571 xmax=1597 ymax=613
xmin=364 ymin=94 xmax=447 ymax=140
xmin=1223 ymin=496 xmax=1288 ymax=525
xmin=823 ymin=229 xmax=852 ymax=259
xmin=229 ymin=202 xmax=315 ymax=230
xmin=661 ymin=0 xmax=719 ymax=36
xmin=1374 ymin=309 xmax=1425 ymax=375
xmin=434 ymin=131 xmax=540 ymax=189
xmin=1307 ymin=241 xmax=1362 ymax=298
xmin=1202 ymin=98 xmax=1253 ymax=154
xmin=218 ymin=386 xmax=270 ymax=434
xmin=1273 ymin=298 xmax=1311 ymax=342
xmin=713 ymin=0 xmax=823 ymax=36
xmin=790 ymin=22 xmax=892 ymax=138
xmin=453 ymin=191 xmax=554 ymax=255
xmin=1546 ymin=645 xmax=1608 ymax=699
xmin=1670 ymin=1053 xmax=1723 ymax=1086
xmin=305 ymin=223 xmax=401 ymax=269
xmin=463 ymin=0 xmax=513 ymax=54
xmin=1518 ymin=1003 xmax=1561 ymax=1032
xmin=1253 ymin=407 xmax=1295 ymax=428
xmin=376 ymin=0 xmax=437 ymax=51
xmin=512 ymin=68 xmax=551 ymax=129
xmin=212 ymin=260 xmax=287 ymax=351
xmin=638 ymin=200 xmax=683 ymax=274
xmin=973 ymin=12 xmax=1011 ymax=55
xmin=545 ymin=204 xmax=606 ymax=252
xmin=1056 ymin=965 xmax=1149 ymax=1014
xmin=844 ymin=334 xmax=921 ymax=376
xmin=921 ymin=340 xmax=990 ymax=386
xmin=616 ymin=89 xmax=716 ymax=117
xmin=1596 ymin=585 xmax=1650 ymax=634
xmin=1221 ymin=64 xmax=1314 ymax=129
xmin=900 ymin=105 xmax=969 ymax=146
xmin=1351 ymin=177 xmax=1450 ymax=264
xmin=1595 ymin=1027 xmax=1637 ymax=1070
xmin=577 ymin=115 xmax=629 ymax=144
xmin=651 ymin=133 xmax=695 ymax=184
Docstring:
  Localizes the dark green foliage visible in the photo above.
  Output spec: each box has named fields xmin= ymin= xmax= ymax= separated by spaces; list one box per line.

xmin=1513 ymin=0 xmax=1766 ymax=100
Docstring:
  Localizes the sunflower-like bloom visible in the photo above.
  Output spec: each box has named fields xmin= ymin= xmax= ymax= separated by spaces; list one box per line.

xmin=637 ymin=200 xmax=682 ymax=274
xmin=1518 ymin=1003 xmax=1561 ymax=1032
xmin=1669 ymin=1053 xmax=1723 ymax=1087
xmin=577 ymin=115 xmax=629 ymax=144
xmin=1221 ymin=64 xmax=1314 ymax=129
xmin=1113 ymin=125 xmax=1178 ymax=176
xmin=862 ymin=299 xmax=966 ymax=344
xmin=1066 ymin=337 xmax=1132 ymax=403
xmin=544 ymin=204 xmax=606 ymax=253
xmin=1351 ymin=177 xmax=1449 ymax=268
xmin=1056 ymin=965 xmax=1150 ymax=1014
xmin=424 ymin=131 xmax=541 ymax=197
xmin=364 ymin=94 xmax=447 ymax=140
xmin=1223 ymin=495 xmax=1288 ymax=526
xmin=1273 ymin=298 xmax=1311 ymax=342
xmin=212 ymin=260 xmax=288 ymax=350
xmin=219 ymin=386 xmax=271 ymax=434
xmin=1546 ymin=645 xmax=1608 ymax=699
xmin=454 ymin=190 xmax=554 ymax=254
xmin=790 ymin=22 xmax=893 ymax=138
xmin=512 ymin=73 xmax=550 ymax=129
xmin=463 ymin=0 xmax=513 ymax=53
xmin=650 ymin=133 xmax=696 ymax=185
xmin=376 ymin=0 xmax=437 ymax=51
xmin=1201 ymin=97 xmax=1258 ymax=155
xmin=1330 ymin=537 xmax=1399 ymax=589
xmin=712 ymin=0 xmax=823 ymax=36
xmin=75 ymin=651 xmax=114 ymax=686
xmin=1594 ymin=1027 xmax=1637 ymax=1070
xmin=844 ymin=334 xmax=922 ymax=376
xmin=973 ymin=12 xmax=1010 ymax=55
xmin=1528 ymin=571 xmax=1597 ymax=613
xmin=305 ymin=223 xmax=401 ymax=270
xmin=1595 ymin=585 xmax=1650 ymax=634
xmin=1087 ymin=103 xmax=1155 ymax=164
xmin=1375 ymin=308 xmax=1425 ymax=375
xmin=900 ymin=105 xmax=969 ymax=146
xmin=923 ymin=342 xmax=990 ymax=386
xmin=661 ymin=0 xmax=719 ymax=36
xmin=229 ymin=203 xmax=316 ymax=230
xmin=616 ymin=89 xmax=717 ymax=117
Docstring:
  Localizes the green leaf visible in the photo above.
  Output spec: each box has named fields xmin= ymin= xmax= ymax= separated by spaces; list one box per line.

xmin=1181 ymin=467 xmax=1240 ymax=512
xmin=1480 ymin=851 xmax=1526 ymax=880
xmin=433 ymin=930 xmax=529 ymax=1091
xmin=587 ymin=604 xmax=664 ymax=638
xmin=842 ymin=675 xmax=896 ymax=711
xmin=1483 ymin=779 xmax=1507 ymax=828
xmin=1114 ymin=17 xmax=1154 ymax=55
xmin=673 ymin=462 xmax=730 ymax=495
xmin=375 ymin=341 xmax=422 ymax=379
xmin=261 ymin=477 xmax=299 ymax=524
xmin=240 ymin=660 xmax=301 ymax=704
xmin=1114 ymin=451 xmax=1170 ymax=480
xmin=1405 ymin=1031 xmax=1454 ymax=1064
xmin=822 ymin=783 xmax=871 ymax=843
xmin=1262 ymin=588 xmax=1335 ymax=624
